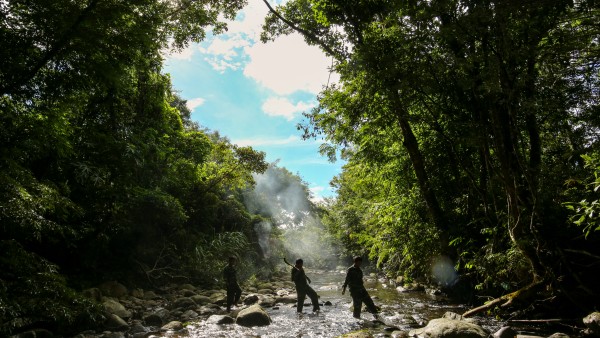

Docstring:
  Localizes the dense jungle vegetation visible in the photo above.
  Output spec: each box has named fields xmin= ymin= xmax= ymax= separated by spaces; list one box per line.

xmin=262 ymin=0 xmax=600 ymax=319
xmin=1 ymin=0 xmax=599 ymax=336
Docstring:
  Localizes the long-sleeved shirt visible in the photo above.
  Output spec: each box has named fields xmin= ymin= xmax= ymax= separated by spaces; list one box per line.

xmin=291 ymin=267 xmax=309 ymax=288
xmin=223 ymin=265 xmax=238 ymax=287
xmin=343 ymin=265 xmax=364 ymax=292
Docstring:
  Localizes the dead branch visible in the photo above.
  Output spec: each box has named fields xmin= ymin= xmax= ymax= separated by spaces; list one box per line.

xmin=463 ymin=281 xmax=544 ymax=317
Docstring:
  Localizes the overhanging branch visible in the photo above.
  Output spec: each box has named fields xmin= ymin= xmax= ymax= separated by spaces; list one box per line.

xmin=261 ymin=0 xmax=339 ymax=58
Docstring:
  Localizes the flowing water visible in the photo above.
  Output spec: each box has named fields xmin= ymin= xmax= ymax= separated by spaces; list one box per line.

xmin=179 ymin=269 xmax=508 ymax=338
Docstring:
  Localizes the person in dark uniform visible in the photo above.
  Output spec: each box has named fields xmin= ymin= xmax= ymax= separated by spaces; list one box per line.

xmin=342 ymin=256 xmax=379 ymax=319
xmin=291 ymin=258 xmax=320 ymax=313
xmin=223 ymin=256 xmax=242 ymax=312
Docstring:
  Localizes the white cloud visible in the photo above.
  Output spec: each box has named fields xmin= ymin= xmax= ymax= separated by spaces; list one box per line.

xmin=309 ymin=186 xmax=328 ymax=203
xmin=186 ymin=0 xmax=334 ymax=93
xmin=199 ymin=35 xmax=251 ymax=71
xmin=244 ymin=33 xmax=334 ymax=95
xmin=262 ymin=97 xmax=314 ymax=120
xmin=186 ymin=97 xmax=205 ymax=110
xmin=226 ymin=0 xmax=272 ymax=39
xmin=234 ymin=135 xmax=302 ymax=147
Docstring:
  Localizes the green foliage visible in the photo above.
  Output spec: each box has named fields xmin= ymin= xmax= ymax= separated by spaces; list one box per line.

xmin=0 ymin=0 xmax=274 ymax=332
xmin=264 ymin=0 xmax=600 ymax=306
xmin=192 ymin=232 xmax=254 ymax=285
xmin=0 ymin=240 xmax=104 ymax=336
xmin=564 ymin=153 xmax=600 ymax=238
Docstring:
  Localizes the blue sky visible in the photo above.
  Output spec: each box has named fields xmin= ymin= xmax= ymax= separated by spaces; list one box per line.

xmin=163 ymin=0 xmax=342 ymax=202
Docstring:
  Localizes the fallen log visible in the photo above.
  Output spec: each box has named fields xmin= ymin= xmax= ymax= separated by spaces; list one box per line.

xmin=463 ymin=281 xmax=544 ymax=318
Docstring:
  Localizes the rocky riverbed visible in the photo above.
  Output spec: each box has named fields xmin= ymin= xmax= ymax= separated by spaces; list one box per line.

xmin=10 ymin=269 xmax=600 ymax=338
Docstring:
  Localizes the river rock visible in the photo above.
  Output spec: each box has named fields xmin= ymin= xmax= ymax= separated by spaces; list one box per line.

xmin=259 ymin=295 xmax=275 ymax=307
xmin=409 ymin=317 xmax=488 ymax=338
xmin=391 ymin=330 xmax=410 ymax=338
xmin=161 ymin=320 xmax=184 ymax=331
xmin=100 ymin=332 xmax=126 ymax=338
xmin=180 ymin=284 xmax=196 ymax=291
xmin=274 ymin=295 xmax=297 ymax=304
xmin=206 ymin=314 xmax=236 ymax=324
xmin=340 ymin=331 xmax=374 ymax=338
xmin=103 ymin=298 xmax=132 ymax=319
xmin=99 ymin=281 xmax=129 ymax=298
xmin=583 ymin=312 xmax=600 ymax=334
xmin=105 ymin=313 xmax=129 ymax=331
xmin=493 ymin=326 xmax=517 ymax=338
xmin=170 ymin=296 xmax=196 ymax=310
xmin=235 ymin=304 xmax=272 ymax=327
xmin=143 ymin=290 xmax=160 ymax=300
xmin=387 ymin=313 xmax=419 ymax=327
xmin=143 ymin=307 xmax=170 ymax=326
xmin=190 ymin=294 xmax=212 ymax=305
xmin=276 ymin=289 xmax=290 ymax=296
xmin=129 ymin=320 xmax=149 ymax=334
xmin=130 ymin=288 xmax=144 ymax=298
xmin=181 ymin=289 xmax=196 ymax=297
xmin=243 ymin=294 xmax=259 ymax=305
xmin=181 ymin=309 xmax=199 ymax=320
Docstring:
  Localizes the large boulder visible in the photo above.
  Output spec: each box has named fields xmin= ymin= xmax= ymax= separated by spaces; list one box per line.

xmin=409 ymin=317 xmax=488 ymax=338
xmin=103 ymin=298 xmax=132 ymax=319
xmin=235 ymin=304 xmax=272 ymax=327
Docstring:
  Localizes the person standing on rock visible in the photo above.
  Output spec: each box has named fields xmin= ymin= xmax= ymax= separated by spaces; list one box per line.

xmin=292 ymin=258 xmax=320 ymax=314
xmin=342 ymin=256 xmax=379 ymax=319
xmin=223 ymin=255 xmax=242 ymax=312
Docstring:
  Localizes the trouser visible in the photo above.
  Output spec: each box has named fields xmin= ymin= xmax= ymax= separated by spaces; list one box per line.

xmin=226 ymin=283 xmax=242 ymax=309
xmin=350 ymin=288 xmax=377 ymax=318
xmin=296 ymin=285 xmax=320 ymax=312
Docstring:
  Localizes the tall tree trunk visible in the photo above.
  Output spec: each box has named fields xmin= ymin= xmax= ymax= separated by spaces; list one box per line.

xmin=390 ymin=90 xmax=449 ymax=252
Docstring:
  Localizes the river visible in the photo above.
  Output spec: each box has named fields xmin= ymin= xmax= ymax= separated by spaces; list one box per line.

xmin=180 ymin=268 xmax=512 ymax=338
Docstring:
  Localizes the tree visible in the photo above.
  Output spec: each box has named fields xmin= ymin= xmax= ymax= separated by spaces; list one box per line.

xmin=261 ymin=0 xmax=600 ymax=315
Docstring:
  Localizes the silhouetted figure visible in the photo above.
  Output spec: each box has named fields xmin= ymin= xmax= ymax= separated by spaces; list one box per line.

xmin=292 ymin=258 xmax=320 ymax=313
xmin=342 ymin=256 xmax=379 ymax=319
xmin=223 ymin=256 xmax=242 ymax=312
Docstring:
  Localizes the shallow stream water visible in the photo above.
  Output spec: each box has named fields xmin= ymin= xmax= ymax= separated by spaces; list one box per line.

xmin=178 ymin=269 xmax=560 ymax=338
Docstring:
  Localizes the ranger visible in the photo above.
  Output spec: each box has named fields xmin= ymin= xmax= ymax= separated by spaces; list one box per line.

xmin=223 ymin=256 xmax=242 ymax=312
xmin=292 ymin=258 xmax=320 ymax=313
xmin=342 ymin=256 xmax=379 ymax=319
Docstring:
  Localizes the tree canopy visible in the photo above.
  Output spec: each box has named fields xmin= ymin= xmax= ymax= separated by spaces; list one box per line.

xmin=263 ymin=0 xmax=600 ymax=316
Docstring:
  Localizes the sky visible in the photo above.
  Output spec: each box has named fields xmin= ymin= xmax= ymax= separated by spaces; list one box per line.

xmin=163 ymin=0 xmax=342 ymax=202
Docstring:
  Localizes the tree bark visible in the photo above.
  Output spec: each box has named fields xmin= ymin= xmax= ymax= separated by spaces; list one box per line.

xmin=390 ymin=90 xmax=449 ymax=250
